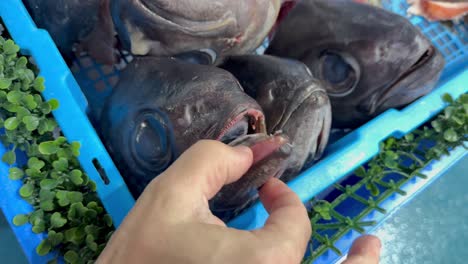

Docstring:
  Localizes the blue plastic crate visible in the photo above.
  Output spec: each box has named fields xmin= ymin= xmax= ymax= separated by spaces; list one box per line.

xmin=0 ymin=1 xmax=135 ymax=263
xmin=0 ymin=0 xmax=466 ymax=263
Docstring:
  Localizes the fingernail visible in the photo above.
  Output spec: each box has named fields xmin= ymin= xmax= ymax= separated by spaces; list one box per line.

xmin=233 ymin=145 xmax=252 ymax=155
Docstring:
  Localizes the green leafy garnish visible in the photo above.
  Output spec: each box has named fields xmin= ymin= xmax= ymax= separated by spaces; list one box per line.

xmin=0 ymin=34 xmax=114 ymax=263
xmin=13 ymin=214 xmax=29 ymax=226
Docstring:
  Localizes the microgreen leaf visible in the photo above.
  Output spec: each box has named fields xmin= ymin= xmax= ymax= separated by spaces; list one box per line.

xmin=33 ymin=77 xmax=45 ymax=92
xmin=50 ymin=212 xmax=67 ymax=228
xmin=29 ymin=210 xmax=44 ymax=226
xmin=32 ymin=222 xmax=45 ymax=234
xmin=354 ymin=166 xmax=366 ymax=177
xmin=19 ymin=183 xmax=34 ymax=198
xmin=52 ymin=157 xmax=68 ymax=171
xmin=444 ymin=128 xmax=458 ymax=142
xmin=9 ymin=167 xmax=24 ymax=180
xmin=57 ymin=191 xmax=71 ymax=207
xmin=2 ymin=150 xmax=16 ymax=165
xmin=36 ymin=240 xmax=52 ymax=256
xmin=442 ymin=93 xmax=453 ymax=103
xmin=366 ymin=183 xmax=380 ymax=197
xmin=64 ymin=250 xmax=79 ymax=263
xmin=13 ymin=214 xmax=29 ymax=226
xmin=3 ymin=39 xmax=20 ymax=55
xmin=40 ymin=200 xmax=55 ymax=212
xmin=39 ymin=141 xmax=59 ymax=155
xmin=39 ymin=189 xmax=55 ymax=201
xmin=40 ymin=179 xmax=59 ymax=190
xmin=23 ymin=94 xmax=38 ymax=110
xmin=67 ymin=191 xmax=83 ymax=204
xmin=6 ymin=90 xmax=22 ymax=104
xmin=71 ymin=142 xmax=81 ymax=157
xmin=70 ymin=169 xmax=83 ymax=185
xmin=0 ymin=77 xmax=12 ymax=89
xmin=4 ymin=116 xmax=20 ymax=130
xmin=23 ymin=115 xmax=40 ymax=131
xmin=28 ymin=157 xmax=45 ymax=170
xmin=48 ymin=99 xmax=59 ymax=111
xmin=103 ymin=215 xmax=113 ymax=227
xmin=47 ymin=231 xmax=64 ymax=247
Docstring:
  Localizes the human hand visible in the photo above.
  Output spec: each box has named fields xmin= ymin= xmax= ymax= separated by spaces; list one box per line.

xmin=97 ymin=140 xmax=311 ymax=264
xmin=342 ymin=235 xmax=382 ymax=264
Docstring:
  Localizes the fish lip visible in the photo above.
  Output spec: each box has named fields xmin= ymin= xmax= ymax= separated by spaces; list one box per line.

xmin=364 ymin=45 xmax=441 ymax=115
xmin=311 ymin=106 xmax=332 ymax=161
xmin=271 ymin=79 xmax=328 ymax=132
xmin=216 ymin=108 xmax=266 ymax=141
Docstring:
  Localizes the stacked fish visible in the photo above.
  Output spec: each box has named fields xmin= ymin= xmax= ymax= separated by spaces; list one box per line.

xmin=24 ymin=0 xmax=448 ymax=220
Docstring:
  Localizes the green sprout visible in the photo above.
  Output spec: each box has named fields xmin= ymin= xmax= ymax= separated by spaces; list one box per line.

xmin=0 ymin=34 xmax=114 ymax=263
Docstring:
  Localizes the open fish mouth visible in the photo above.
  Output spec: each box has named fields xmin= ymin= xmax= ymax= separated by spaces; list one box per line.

xmin=363 ymin=45 xmax=444 ymax=114
xmin=217 ymin=108 xmax=266 ymax=144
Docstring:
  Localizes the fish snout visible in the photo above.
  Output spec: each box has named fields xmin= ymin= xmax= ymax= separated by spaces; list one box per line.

xmin=277 ymin=87 xmax=332 ymax=182
xmin=304 ymin=89 xmax=333 ymax=162
xmin=366 ymin=45 xmax=445 ymax=115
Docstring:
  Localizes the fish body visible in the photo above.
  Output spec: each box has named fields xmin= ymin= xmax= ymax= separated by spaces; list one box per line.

xmin=266 ymin=0 xmax=445 ymax=128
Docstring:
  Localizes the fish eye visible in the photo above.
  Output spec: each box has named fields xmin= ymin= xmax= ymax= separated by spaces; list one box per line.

xmin=129 ymin=110 xmax=175 ymax=173
xmin=319 ymin=50 xmax=360 ymax=97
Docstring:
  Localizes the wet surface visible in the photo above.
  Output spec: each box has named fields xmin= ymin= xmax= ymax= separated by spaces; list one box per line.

xmin=374 ymin=155 xmax=468 ymax=264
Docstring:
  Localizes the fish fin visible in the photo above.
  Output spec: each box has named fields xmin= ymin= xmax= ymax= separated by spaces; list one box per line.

xmin=79 ymin=0 xmax=119 ymax=65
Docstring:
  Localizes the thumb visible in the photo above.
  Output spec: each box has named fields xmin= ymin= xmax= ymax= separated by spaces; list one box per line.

xmin=162 ymin=140 xmax=254 ymax=200
xmin=343 ymin=235 xmax=381 ymax=264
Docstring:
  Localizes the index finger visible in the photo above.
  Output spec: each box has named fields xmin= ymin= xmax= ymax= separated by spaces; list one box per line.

xmin=253 ymin=178 xmax=312 ymax=262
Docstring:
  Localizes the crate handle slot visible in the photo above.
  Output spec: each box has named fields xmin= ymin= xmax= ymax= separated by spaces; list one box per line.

xmin=92 ymin=158 xmax=110 ymax=185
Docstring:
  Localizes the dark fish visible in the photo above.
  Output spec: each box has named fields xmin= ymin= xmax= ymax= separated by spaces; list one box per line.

xmin=219 ymin=55 xmax=332 ymax=182
xmin=23 ymin=0 xmax=117 ymax=64
xmin=266 ymin=0 xmax=445 ymax=128
xmin=99 ymin=56 xmax=290 ymax=218
xmin=110 ymin=0 xmax=283 ymax=64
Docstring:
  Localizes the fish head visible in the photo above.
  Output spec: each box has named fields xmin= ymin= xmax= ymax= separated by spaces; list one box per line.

xmin=267 ymin=0 xmax=445 ymax=128
xmin=219 ymin=55 xmax=332 ymax=181
xmin=99 ymin=57 xmax=266 ymax=197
